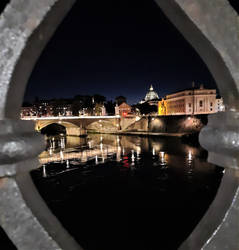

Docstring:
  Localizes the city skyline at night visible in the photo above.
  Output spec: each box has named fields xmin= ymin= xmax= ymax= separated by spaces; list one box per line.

xmin=23 ymin=0 xmax=222 ymax=104
xmin=0 ymin=1 xmax=238 ymax=105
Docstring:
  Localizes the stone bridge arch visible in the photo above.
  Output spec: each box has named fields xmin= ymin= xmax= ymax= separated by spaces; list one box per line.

xmin=0 ymin=0 xmax=238 ymax=250
xmin=35 ymin=120 xmax=86 ymax=136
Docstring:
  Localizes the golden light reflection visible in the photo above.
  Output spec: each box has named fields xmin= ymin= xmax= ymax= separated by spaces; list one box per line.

xmin=40 ymin=134 xmax=201 ymax=172
xmin=131 ymin=150 xmax=135 ymax=162
xmin=152 ymin=148 xmax=156 ymax=156
xmin=116 ymin=148 xmax=121 ymax=162
xmin=95 ymin=155 xmax=99 ymax=164
xmin=42 ymin=165 xmax=47 ymax=178
xmin=49 ymin=148 xmax=53 ymax=156
xmin=159 ymin=151 xmax=168 ymax=166
xmin=60 ymin=150 xmax=64 ymax=162
xmin=151 ymin=142 xmax=162 ymax=152
xmin=188 ymin=150 xmax=193 ymax=161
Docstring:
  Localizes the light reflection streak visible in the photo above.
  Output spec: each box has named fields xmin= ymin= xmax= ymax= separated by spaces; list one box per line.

xmin=152 ymin=148 xmax=155 ymax=156
xmin=41 ymin=134 xmax=201 ymax=174
xmin=49 ymin=148 xmax=53 ymax=156
xmin=40 ymin=146 xmax=119 ymax=164
xmin=188 ymin=150 xmax=193 ymax=162
xmin=60 ymin=150 xmax=64 ymax=162
xmin=186 ymin=150 xmax=194 ymax=177
xmin=60 ymin=137 xmax=65 ymax=149
xmin=123 ymin=156 xmax=129 ymax=168
xmin=159 ymin=151 xmax=166 ymax=166
xmin=66 ymin=159 xmax=70 ymax=169
xmin=116 ymin=147 xmax=121 ymax=162
xmin=131 ymin=150 xmax=135 ymax=162
xmin=42 ymin=165 xmax=47 ymax=178
xmin=136 ymin=149 xmax=140 ymax=160
xmin=95 ymin=155 xmax=98 ymax=164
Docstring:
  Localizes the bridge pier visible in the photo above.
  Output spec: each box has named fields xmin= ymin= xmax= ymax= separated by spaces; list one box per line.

xmin=66 ymin=127 xmax=87 ymax=137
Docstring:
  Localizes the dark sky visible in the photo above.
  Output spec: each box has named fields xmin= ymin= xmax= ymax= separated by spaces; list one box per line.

xmin=0 ymin=0 xmax=238 ymax=104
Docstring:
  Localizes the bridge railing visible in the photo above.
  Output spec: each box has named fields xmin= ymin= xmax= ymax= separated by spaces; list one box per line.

xmin=21 ymin=115 xmax=121 ymax=120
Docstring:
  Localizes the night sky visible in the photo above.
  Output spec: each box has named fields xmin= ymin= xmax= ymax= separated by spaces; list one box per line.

xmin=0 ymin=0 xmax=238 ymax=104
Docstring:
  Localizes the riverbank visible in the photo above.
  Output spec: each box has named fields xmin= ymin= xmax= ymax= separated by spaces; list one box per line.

xmin=88 ymin=130 xmax=187 ymax=137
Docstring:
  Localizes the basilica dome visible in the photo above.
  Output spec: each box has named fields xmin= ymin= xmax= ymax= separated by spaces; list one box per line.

xmin=144 ymin=84 xmax=159 ymax=101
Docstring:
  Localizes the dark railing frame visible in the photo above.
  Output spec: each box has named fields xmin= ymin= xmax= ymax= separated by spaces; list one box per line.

xmin=0 ymin=0 xmax=238 ymax=249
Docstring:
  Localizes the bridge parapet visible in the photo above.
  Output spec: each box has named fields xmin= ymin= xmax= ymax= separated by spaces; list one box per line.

xmin=22 ymin=116 xmax=121 ymax=136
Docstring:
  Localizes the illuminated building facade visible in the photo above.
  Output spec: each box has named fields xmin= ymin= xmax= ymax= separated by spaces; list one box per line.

xmin=118 ymin=102 xmax=132 ymax=117
xmin=20 ymin=106 xmax=35 ymax=118
xmin=158 ymin=98 xmax=167 ymax=116
xmin=216 ymin=97 xmax=225 ymax=112
xmin=158 ymin=85 xmax=219 ymax=115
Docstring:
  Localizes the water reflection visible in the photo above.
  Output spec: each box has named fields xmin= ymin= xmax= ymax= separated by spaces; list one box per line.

xmin=34 ymin=133 xmax=224 ymax=250
xmin=39 ymin=133 xmax=214 ymax=180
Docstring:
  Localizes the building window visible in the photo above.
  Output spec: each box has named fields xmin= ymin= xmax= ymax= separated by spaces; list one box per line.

xmin=199 ymin=100 xmax=203 ymax=107
xmin=210 ymin=102 xmax=213 ymax=106
xmin=188 ymin=103 xmax=191 ymax=108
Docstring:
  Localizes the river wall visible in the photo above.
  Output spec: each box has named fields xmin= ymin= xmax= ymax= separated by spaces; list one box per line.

xmin=124 ymin=115 xmax=208 ymax=133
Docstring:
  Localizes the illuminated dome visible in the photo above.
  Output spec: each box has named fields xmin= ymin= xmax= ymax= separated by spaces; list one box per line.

xmin=145 ymin=84 xmax=159 ymax=101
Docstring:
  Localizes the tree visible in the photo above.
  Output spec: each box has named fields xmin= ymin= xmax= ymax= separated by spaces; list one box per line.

xmin=72 ymin=95 xmax=94 ymax=115
xmin=22 ymin=101 xmax=32 ymax=107
xmin=115 ymin=96 xmax=126 ymax=105
xmin=93 ymin=94 xmax=106 ymax=104
xmin=105 ymin=100 xmax=115 ymax=115
xmin=72 ymin=99 xmax=84 ymax=116
xmin=136 ymin=102 xmax=157 ymax=115
xmin=94 ymin=103 xmax=103 ymax=116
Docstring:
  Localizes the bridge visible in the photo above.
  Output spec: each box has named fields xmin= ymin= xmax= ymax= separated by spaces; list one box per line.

xmin=21 ymin=115 xmax=137 ymax=136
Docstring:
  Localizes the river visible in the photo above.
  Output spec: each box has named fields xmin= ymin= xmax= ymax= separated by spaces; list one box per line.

xmin=31 ymin=133 xmax=223 ymax=250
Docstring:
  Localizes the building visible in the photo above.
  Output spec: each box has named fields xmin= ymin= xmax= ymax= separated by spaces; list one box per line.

xmin=158 ymin=84 xmax=220 ymax=115
xmin=20 ymin=106 xmax=36 ymax=118
xmin=53 ymin=103 xmax=72 ymax=116
xmin=158 ymin=98 xmax=167 ymax=116
xmin=118 ymin=102 xmax=132 ymax=117
xmin=101 ymin=105 xmax=107 ymax=116
xmin=115 ymin=104 xmax=119 ymax=116
xmin=140 ymin=84 xmax=160 ymax=105
xmin=216 ymin=97 xmax=225 ymax=112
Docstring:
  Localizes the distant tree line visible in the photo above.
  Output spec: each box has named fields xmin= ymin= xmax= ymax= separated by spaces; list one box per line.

xmin=23 ymin=94 xmax=129 ymax=116
xmin=23 ymin=94 xmax=158 ymax=116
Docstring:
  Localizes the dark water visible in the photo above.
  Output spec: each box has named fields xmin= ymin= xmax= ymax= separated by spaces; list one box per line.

xmin=31 ymin=134 xmax=223 ymax=250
